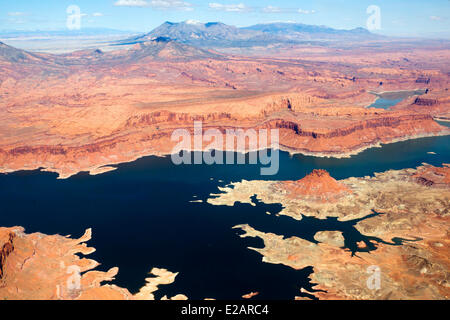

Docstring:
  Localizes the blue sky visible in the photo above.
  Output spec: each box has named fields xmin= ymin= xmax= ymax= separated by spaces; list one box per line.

xmin=1 ymin=0 xmax=449 ymax=38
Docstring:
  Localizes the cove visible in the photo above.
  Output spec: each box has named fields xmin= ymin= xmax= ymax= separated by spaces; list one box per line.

xmin=367 ymin=89 xmax=426 ymax=109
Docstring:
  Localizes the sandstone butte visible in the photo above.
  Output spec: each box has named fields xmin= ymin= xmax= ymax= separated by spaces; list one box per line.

xmin=0 ymin=40 xmax=449 ymax=178
xmin=277 ymin=169 xmax=352 ymax=202
xmin=207 ymin=165 xmax=450 ymax=299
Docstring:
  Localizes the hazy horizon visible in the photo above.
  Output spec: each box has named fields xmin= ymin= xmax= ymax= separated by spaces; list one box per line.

xmin=1 ymin=21 xmax=449 ymax=42
xmin=1 ymin=0 xmax=449 ymax=39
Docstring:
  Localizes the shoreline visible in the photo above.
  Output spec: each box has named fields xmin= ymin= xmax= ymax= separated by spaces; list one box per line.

xmin=0 ymin=129 xmax=449 ymax=179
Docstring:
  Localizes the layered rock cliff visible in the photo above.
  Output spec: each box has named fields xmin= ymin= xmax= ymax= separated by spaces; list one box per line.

xmin=0 ymin=105 xmax=447 ymax=179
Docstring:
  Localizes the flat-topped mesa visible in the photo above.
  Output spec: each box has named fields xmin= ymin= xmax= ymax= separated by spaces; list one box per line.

xmin=276 ymin=169 xmax=351 ymax=202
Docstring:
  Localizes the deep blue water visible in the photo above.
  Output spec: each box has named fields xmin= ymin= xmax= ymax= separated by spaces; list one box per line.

xmin=0 ymin=134 xmax=449 ymax=299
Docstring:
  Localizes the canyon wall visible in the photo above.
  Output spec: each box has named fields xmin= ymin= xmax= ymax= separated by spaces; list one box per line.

xmin=0 ymin=40 xmax=449 ymax=178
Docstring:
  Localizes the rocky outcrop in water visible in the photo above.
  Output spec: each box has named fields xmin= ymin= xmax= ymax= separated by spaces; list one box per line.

xmin=276 ymin=169 xmax=351 ymax=202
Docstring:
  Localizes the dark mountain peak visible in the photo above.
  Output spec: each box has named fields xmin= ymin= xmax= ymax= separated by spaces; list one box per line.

xmin=153 ymin=36 xmax=172 ymax=43
xmin=122 ymin=21 xmax=244 ymax=45
xmin=205 ymin=22 xmax=221 ymax=28
xmin=204 ymin=22 xmax=233 ymax=28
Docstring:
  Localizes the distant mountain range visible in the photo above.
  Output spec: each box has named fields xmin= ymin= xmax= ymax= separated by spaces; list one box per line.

xmin=243 ymin=23 xmax=371 ymax=38
xmin=0 ymin=37 xmax=221 ymax=66
xmin=120 ymin=21 xmax=382 ymax=47
xmin=0 ymin=21 xmax=384 ymax=64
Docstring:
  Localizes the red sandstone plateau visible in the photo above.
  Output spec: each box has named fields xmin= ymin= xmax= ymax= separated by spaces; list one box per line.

xmin=0 ymin=39 xmax=449 ymax=178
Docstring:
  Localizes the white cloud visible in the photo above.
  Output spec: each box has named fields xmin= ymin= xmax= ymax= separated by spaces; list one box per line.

xmin=262 ymin=6 xmax=282 ymax=13
xmin=114 ymin=0 xmax=148 ymax=6
xmin=151 ymin=0 xmax=193 ymax=11
xmin=7 ymin=12 xmax=28 ymax=16
xmin=92 ymin=12 xmax=104 ymax=17
xmin=430 ymin=16 xmax=443 ymax=21
xmin=298 ymin=9 xmax=316 ymax=14
xmin=209 ymin=3 xmax=249 ymax=12
xmin=261 ymin=6 xmax=317 ymax=14
xmin=114 ymin=0 xmax=193 ymax=11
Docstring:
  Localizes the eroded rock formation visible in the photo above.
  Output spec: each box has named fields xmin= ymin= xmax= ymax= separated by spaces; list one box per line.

xmin=276 ymin=169 xmax=351 ymax=202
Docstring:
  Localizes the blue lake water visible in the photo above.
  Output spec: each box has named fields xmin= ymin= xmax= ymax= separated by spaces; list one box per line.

xmin=367 ymin=89 xmax=426 ymax=110
xmin=0 ymin=134 xmax=449 ymax=299
xmin=368 ymin=98 xmax=403 ymax=109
